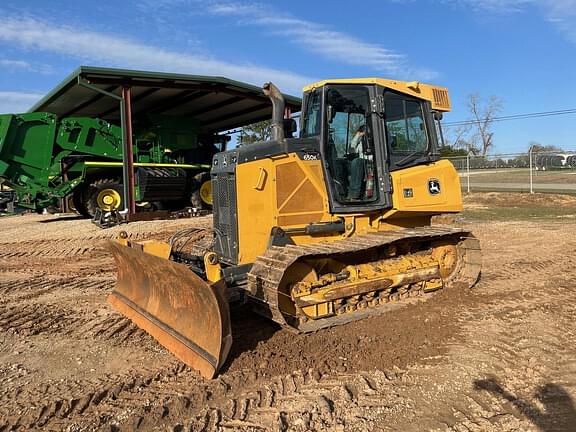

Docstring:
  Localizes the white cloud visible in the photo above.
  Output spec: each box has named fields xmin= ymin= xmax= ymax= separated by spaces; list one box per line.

xmin=0 ymin=91 xmax=43 ymax=113
xmin=538 ymin=0 xmax=576 ymax=44
xmin=445 ymin=0 xmax=536 ymax=14
xmin=0 ymin=16 xmax=313 ymax=94
xmin=0 ymin=59 xmax=31 ymax=69
xmin=0 ymin=58 xmax=54 ymax=74
xmin=442 ymin=0 xmax=576 ymax=44
xmin=205 ymin=1 xmax=438 ymax=80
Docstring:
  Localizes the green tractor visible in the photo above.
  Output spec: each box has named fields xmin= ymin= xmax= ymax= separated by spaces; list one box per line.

xmin=0 ymin=112 xmax=227 ymax=216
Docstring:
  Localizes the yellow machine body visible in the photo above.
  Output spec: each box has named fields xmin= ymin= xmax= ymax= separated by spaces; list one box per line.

xmin=235 ymin=156 xmax=462 ymax=265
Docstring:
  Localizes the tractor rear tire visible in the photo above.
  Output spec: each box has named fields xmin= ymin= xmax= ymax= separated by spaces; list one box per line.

xmin=85 ymin=179 xmax=124 ymax=217
xmin=190 ymin=172 xmax=212 ymax=210
xmin=72 ymin=188 xmax=91 ymax=218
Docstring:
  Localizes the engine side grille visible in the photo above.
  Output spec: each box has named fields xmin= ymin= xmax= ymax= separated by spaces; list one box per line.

xmin=212 ymin=152 xmax=239 ymax=264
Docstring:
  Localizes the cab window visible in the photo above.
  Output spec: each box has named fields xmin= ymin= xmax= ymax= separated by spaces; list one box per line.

xmin=384 ymin=92 xmax=429 ymax=169
xmin=301 ymin=90 xmax=321 ymax=137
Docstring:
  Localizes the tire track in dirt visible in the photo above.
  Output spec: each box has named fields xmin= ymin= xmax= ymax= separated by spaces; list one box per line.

xmin=0 ymin=296 xmax=154 ymax=347
xmin=483 ymin=257 xmax=558 ymax=283
xmin=11 ymin=295 xmax=465 ymax=431
xmin=38 ymin=367 xmax=412 ymax=432
xmin=168 ymin=370 xmax=402 ymax=432
xmin=0 ymin=276 xmax=114 ymax=303
xmin=0 ymin=214 xmax=215 ymax=431
xmin=0 ymin=272 xmax=156 ymax=350
xmin=0 ymin=361 xmax=189 ymax=431
xmin=0 ymin=231 xmax=163 ymax=259
xmin=477 ymin=225 xmax=576 ymax=286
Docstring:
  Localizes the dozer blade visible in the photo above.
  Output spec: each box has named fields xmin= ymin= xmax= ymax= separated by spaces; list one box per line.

xmin=106 ymin=241 xmax=232 ymax=379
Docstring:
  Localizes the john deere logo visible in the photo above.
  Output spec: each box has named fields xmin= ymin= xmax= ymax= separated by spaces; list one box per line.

xmin=428 ymin=179 xmax=441 ymax=195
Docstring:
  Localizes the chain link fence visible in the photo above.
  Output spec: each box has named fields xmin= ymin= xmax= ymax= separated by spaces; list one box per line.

xmin=445 ymin=150 xmax=576 ymax=194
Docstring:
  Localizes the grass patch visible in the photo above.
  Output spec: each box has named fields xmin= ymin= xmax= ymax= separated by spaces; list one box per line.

xmin=462 ymin=168 xmax=576 ymax=184
xmin=463 ymin=206 xmax=576 ymax=221
xmin=462 ymin=192 xmax=576 ymax=221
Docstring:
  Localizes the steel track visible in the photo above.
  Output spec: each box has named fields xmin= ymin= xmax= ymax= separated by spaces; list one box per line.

xmin=247 ymin=226 xmax=482 ymax=332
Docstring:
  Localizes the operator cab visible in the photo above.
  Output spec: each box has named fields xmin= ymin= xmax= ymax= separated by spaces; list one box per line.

xmin=301 ymin=80 xmax=448 ymax=213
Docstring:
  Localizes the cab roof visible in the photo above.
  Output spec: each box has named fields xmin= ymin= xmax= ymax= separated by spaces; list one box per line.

xmin=303 ymin=78 xmax=451 ymax=112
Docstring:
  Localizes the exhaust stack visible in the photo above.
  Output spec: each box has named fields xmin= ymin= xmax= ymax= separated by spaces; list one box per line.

xmin=262 ymin=82 xmax=285 ymax=142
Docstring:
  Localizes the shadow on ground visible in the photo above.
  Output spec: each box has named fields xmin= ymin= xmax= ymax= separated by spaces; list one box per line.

xmin=39 ymin=215 xmax=86 ymax=223
xmin=475 ymin=377 xmax=576 ymax=432
xmin=218 ymin=305 xmax=281 ymax=374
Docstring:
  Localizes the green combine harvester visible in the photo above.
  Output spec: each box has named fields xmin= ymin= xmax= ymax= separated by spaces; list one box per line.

xmin=0 ymin=112 xmax=226 ymax=217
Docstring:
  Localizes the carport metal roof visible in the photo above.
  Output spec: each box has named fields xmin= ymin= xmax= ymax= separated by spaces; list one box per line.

xmin=29 ymin=66 xmax=302 ymax=133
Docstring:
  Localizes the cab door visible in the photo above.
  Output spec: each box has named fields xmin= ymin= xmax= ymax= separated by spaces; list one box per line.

xmin=320 ymin=84 xmax=392 ymax=214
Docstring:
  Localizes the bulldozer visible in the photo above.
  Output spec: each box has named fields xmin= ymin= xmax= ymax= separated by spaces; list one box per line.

xmin=107 ymin=78 xmax=482 ymax=378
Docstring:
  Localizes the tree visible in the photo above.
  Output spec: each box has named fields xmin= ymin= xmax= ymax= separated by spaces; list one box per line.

xmin=449 ymin=123 xmax=477 ymax=154
xmin=509 ymin=154 xmax=529 ymax=168
xmin=528 ymin=141 xmax=563 ymax=153
xmin=443 ymin=121 xmax=480 ymax=155
xmin=467 ymin=93 xmax=503 ymax=157
xmin=239 ymin=120 xmax=272 ymax=145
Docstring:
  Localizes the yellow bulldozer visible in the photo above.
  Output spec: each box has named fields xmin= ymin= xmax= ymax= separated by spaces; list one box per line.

xmin=107 ymin=78 xmax=482 ymax=378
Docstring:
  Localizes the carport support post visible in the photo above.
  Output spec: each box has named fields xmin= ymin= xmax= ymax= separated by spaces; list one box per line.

xmin=121 ymin=86 xmax=136 ymax=216
xmin=466 ymin=153 xmax=470 ymax=193
xmin=529 ymin=145 xmax=534 ymax=194
xmin=77 ymin=78 xmax=137 ymax=217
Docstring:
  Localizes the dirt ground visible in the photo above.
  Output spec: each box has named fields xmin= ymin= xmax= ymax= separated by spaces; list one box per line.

xmin=1 ymin=193 xmax=575 ymax=431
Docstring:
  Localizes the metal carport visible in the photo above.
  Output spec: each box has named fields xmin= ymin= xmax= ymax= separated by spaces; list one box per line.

xmin=29 ymin=66 xmax=302 ymax=217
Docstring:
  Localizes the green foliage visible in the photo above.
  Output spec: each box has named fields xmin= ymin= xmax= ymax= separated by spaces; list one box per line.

xmin=239 ymin=120 xmax=272 ymax=145
xmin=439 ymin=145 xmax=468 ymax=157
xmin=507 ymin=155 xmax=529 ymax=168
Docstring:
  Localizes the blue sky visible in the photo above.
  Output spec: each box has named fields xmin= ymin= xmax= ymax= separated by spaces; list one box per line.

xmin=0 ymin=0 xmax=574 ymax=153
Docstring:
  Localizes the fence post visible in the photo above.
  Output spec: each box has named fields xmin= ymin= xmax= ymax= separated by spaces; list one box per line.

xmin=466 ymin=153 xmax=471 ymax=193
xmin=529 ymin=146 xmax=534 ymax=194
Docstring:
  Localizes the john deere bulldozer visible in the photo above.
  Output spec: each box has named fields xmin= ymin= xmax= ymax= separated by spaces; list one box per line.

xmin=108 ymin=78 xmax=481 ymax=378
